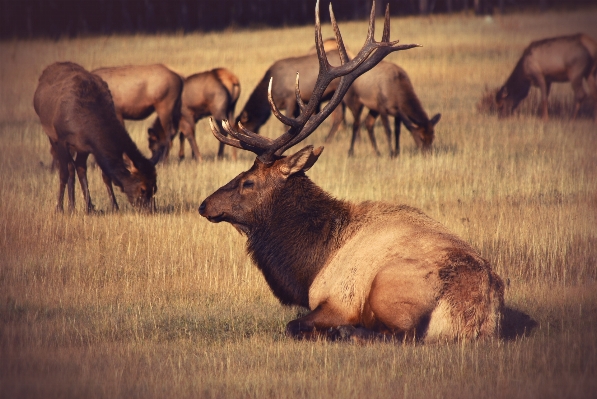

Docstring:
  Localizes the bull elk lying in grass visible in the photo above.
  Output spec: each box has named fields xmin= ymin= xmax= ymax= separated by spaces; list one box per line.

xmin=93 ymin=64 xmax=183 ymax=164
xmin=34 ymin=62 xmax=157 ymax=213
xmin=149 ymin=68 xmax=241 ymax=161
xmin=199 ymin=1 xmax=504 ymax=343
xmin=496 ymin=33 xmax=597 ymax=121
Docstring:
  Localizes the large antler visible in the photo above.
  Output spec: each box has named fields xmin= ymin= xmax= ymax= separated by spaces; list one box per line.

xmin=209 ymin=0 xmax=420 ymax=163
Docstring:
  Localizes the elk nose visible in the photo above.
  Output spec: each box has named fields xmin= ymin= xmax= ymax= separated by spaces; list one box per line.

xmin=198 ymin=201 xmax=207 ymax=215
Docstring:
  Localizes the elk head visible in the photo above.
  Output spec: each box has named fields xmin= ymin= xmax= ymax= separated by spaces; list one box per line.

xmin=199 ymin=0 xmax=420 ymax=229
xmin=121 ymin=152 xmax=157 ymax=210
xmin=495 ymin=86 xmax=513 ymax=118
xmin=402 ymin=113 xmax=441 ymax=153
xmin=147 ymin=124 xmax=170 ymax=165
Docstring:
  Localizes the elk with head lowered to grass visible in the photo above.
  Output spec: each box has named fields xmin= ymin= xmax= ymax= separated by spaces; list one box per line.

xmin=199 ymin=1 xmax=504 ymax=342
xmin=34 ymin=62 xmax=157 ymax=213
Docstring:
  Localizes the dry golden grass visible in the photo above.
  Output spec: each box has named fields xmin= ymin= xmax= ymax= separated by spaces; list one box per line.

xmin=1 ymin=7 xmax=597 ymax=399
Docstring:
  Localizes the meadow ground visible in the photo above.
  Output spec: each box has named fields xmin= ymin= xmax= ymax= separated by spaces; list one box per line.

xmin=1 ymin=6 xmax=597 ymax=399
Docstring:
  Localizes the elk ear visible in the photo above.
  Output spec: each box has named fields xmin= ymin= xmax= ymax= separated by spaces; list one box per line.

xmin=402 ymin=117 xmax=417 ymax=131
xmin=279 ymin=146 xmax=324 ymax=177
xmin=240 ymin=111 xmax=249 ymax=124
xmin=430 ymin=113 xmax=441 ymax=126
xmin=123 ymin=153 xmax=138 ymax=174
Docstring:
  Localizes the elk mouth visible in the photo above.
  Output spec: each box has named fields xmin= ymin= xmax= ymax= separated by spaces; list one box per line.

xmin=205 ymin=214 xmax=225 ymax=223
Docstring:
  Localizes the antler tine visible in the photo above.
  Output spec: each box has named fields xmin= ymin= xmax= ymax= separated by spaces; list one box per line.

xmin=382 ymin=3 xmax=390 ymax=42
xmin=209 ymin=118 xmax=270 ymax=155
xmin=268 ymin=77 xmax=302 ymax=129
xmin=213 ymin=0 xmax=420 ymax=163
xmin=330 ymin=3 xmax=350 ymax=65
xmin=295 ymin=73 xmax=307 ymax=114
xmin=272 ymin=1 xmax=421 ymax=156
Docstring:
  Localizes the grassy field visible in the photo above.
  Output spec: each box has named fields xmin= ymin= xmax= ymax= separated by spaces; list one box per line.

xmin=1 ymin=6 xmax=597 ymax=399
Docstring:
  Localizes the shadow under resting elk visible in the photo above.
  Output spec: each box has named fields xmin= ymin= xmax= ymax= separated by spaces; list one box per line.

xmin=199 ymin=1 xmax=505 ymax=342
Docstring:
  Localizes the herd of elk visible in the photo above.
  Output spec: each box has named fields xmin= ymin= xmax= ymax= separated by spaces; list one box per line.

xmin=199 ymin=2 xmax=505 ymax=342
xmin=37 ymin=1 xmax=597 ymax=344
xmin=34 ymin=62 xmax=157 ymax=213
xmin=496 ymin=33 xmax=597 ymax=121
xmin=93 ymin=64 xmax=183 ymax=164
xmin=149 ymin=68 xmax=241 ymax=161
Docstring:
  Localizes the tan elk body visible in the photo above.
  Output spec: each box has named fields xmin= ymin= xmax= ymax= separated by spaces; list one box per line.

xmin=342 ymin=61 xmax=441 ymax=157
xmin=200 ymin=1 xmax=504 ymax=342
xmin=496 ymin=33 xmax=597 ymax=121
xmin=93 ymin=64 xmax=183 ymax=163
xmin=148 ymin=68 xmax=241 ymax=160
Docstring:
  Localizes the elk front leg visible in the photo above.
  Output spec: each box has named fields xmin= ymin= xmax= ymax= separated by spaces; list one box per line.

xmin=324 ymin=104 xmax=345 ymax=143
xmin=394 ymin=114 xmax=402 ymax=156
xmin=178 ymin=132 xmax=186 ymax=160
xmin=287 ymin=303 xmax=384 ymax=342
xmin=535 ymin=76 xmax=549 ymax=120
xmin=570 ymin=76 xmax=587 ymax=120
xmin=180 ymin=118 xmax=202 ymax=161
xmin=102 ymin=172 xmax=119 ymax=211
xmin=379 ymin=113 xmax=394 ymax=157
xmin=348 ymin=104 xmax=364 ymax=157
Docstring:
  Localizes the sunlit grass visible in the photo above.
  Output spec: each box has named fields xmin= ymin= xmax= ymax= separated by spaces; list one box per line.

xmin=1 ymin=6 xmax=597 ymax=399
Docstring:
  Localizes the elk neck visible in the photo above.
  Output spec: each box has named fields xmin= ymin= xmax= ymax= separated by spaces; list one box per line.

xmin=91 ymin=119 xmax=155 ymax=188
xmin=236 ymin=69 xmax=273 ymax=131
xmin=502 ymin=55 xmax=531 ymax=102
xmin=246 ymin=173 xmax=352 ymax=308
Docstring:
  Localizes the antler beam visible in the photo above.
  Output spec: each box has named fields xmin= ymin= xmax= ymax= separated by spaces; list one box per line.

xmin=210 ymin=0 xmax=421 ymax=163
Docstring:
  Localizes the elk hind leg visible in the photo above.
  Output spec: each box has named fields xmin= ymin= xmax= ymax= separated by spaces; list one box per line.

xmin=348 ymin=104 xmax=364 ymax=157
xmin=286 ymin=303 xmax=367 ymax=341
xmin=74 ymin=152 xmax=94 ymax=213
xmin=364 ymin=110 xmax=381 ymax=157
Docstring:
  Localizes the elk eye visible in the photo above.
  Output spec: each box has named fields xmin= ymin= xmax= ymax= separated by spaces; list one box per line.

xmin=242 ymin=180 xmax=254 ymax=189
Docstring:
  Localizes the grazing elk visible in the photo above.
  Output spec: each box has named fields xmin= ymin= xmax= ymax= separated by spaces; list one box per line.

xmin=199 ymin=2 xmax=504 ymax=343
xmin=235 ymin=45 xmax=346 ymax=135
xmin=93 ymin=64 xmax=183 ymax=163
xmin=150 ymin=68 xmax=241 ymax=161
xmin=496 ymin=33 xmax=597 ymax=121
xmin=343 ymin=61 xmax=441 ymax=157
xmin=34 ymin=62 xmax=157 ymax=213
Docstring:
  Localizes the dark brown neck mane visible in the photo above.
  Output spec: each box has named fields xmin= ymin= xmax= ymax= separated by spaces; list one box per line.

xmin=246 ymin=174 xmax=351 ymax=307
xmin=502 ymin=56 xmax=532 ymax=105
xmin=236 ymin=70 xmax=273 ymax=132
